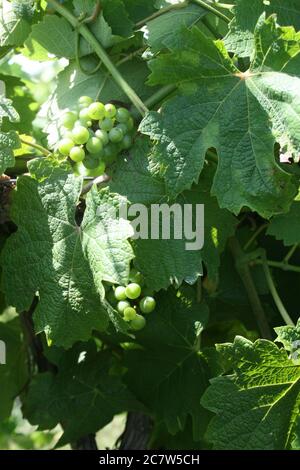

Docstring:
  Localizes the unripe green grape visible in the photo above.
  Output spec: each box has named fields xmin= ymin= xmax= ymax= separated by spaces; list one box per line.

xmin=139 ymin=296 xmax=156 ymax=314
xmin=129 ymin=268 xmax=143 ymax=285
xmin=109 ymin=127 xmax=124 ymax=144
xmin=63 ymin=130 xmax=74 ymax=140
xmin=116 ymin=123 xmax=128 ymax=134
xmin=72 ymin=126 xmax=90 ymax=145
xmin=95 ymin=129 xmax=109 ymax=146
xmin=83 ymin=155 xmax=100 ymax=170
xmin=69 ymin=146 xmax=85 ymax=163
xmin=124 ymin=307 xmax=137 ymax=322
xmin=102 ymin=145 xmax=118 ymax=165
xmin=78 ymin=96 xmax=93 ymax=107
xmin=79 ymin=108 xmax=92 ymax=127
xmin=100 ymin=118 xmax=114 ymax=132
xmin=116 ymin=107 xmax=130 ymax=123
xmin=58 ymin=138 xmax=74 ymax=155
xmin=86 ymin=160 xmax=106 ymax=177
xmin=130 ymin=314 xmax=146 ymax=331
xmin=61 ymin=111 xmax=77 ymax=129
xmin=114 ymin=286 xmax=127 ymax=301
xmin=88 ymin=102 xmax=105 ymax=120
xmin=86 ymin=137 xmax=103 ymax=154
xmin=121 ymin=134 xmax=133 ymax=150
xmin=126 ymin=116 xmax=135 ymax=131
xmin=117 ymin=300 xmax=131 ymax=315
xmin=125 ymin=283 xmax=141 ymax=300
xmin=104 ymin=103 xmax=117 ymax=118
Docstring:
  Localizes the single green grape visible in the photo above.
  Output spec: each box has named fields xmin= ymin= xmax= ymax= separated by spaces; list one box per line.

xmin=61 ymin=111 xmax=77 ymax=130
xmin=86 ymin=160 xmax=106 ymax=177
xmin=123 ymin=307 xmax=137 ymax=322
xmin=58 ymin=138 xmax=74 ymax=155
xmin=117 ymin=300 xmax=131 ymax=315
xmin=126 ymin=116 xmax=135 ymax=131
xmin=86 ymin=137 xmax=103 ymax=154
xmin=114 ymin=286 xmax=127 ymax=301
xmin=125 ymin=283 xmax=141 ymax=300
xmin=69 ymin=146 xmax=85 ymax=163
xmin=102 ymin=145 xmax=118 ymax=165
xmin=72 ymin=126 xmax=90 ymax=145
xmin=63 ymin=130 xmax=75 ymax=140
xmin=130 ymin=314 xmax=146 ymax=331
xmin=116 ymin=107 xmax=130 ymax=123
xmin=78 ymin=96 xmax=93 ymax=107
xmin=95 ymin=129 xmax=109 ymax=146
xmin=109 ymin=127 xmax=124 ymax=144
xmin=88 ymin=102 xmax=105 ymax=120
xmin=139 ymin=296 xmax=156 ymax=314
xmin=121 ymin=134 xmax=133 ymax=150
xmin=104 ymin=103 xmax=117 ymax=118
xmin=83 ymin=155 xmax=100 ymax=170
xmin=79 ymin=108 xmax=92 ymax=127
xmin=129 ymin=268 xmax=143 ymax=285
xmin=100 ymin=118 xmax=114 ymax=132
xmin=116 ymin=123 xmax=128 ymax=134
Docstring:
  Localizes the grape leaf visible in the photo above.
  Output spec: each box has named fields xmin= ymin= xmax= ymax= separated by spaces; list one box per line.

xmin=0 ymin=130 xmax=21 ymax=174
xmin=275 ymin=319 xmax=300 ymax=355
xmin=101 ymin=0 xmax=134 ymax=37
xmin=110 ymin=138 xmax=167 ymax=205
xmin=267 ymin=201 xmax=300 ymax=246
xmin=0 ymin=0 xmax=32 ymax=46
xmin=1 ymin=171 xmax=134 ymax=347
xmin=24 ymin=343 xmax=142 ymax=445
xmin=0 ymin=94 xmax=20 ymax=123
xmin=123 ymin=0 xmax=158 ymax=23
xmin=24 ymin=15 xmax=76 ymax=60
xmin=125 ymin=291 xmax=210 ymax=440
xmin=201 ymin=337 xmax=300 ymax=449
xmin=112 ymin=143 xmax=236 ymax=290
xmin=0 ymin=318 xmax=28 ymax=421
xmin=224 ymin=0 xmax=300 ymax=58
xmin=0 ymin=74 xmax=36 ymax=134
xmin=146 ymin=3 xmax=207 ymax=52
xmin=141 ymin=17 xmax=299 ymax=217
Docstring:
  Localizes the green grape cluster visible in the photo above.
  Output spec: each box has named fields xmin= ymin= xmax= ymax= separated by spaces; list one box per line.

xmin=106 ymin=268 xmax=156 ymax=331
xmin=56 ymin=96 xmax=135 ymax=177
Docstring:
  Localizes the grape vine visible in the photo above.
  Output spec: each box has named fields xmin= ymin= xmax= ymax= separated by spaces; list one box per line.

xmin=0 ymin=0 xmax=300 ymax=452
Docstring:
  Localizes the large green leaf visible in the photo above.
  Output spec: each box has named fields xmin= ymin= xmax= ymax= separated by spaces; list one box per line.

xmin=125 ymin=290 xmax=210 ymax=440
xmin=146 ymin=3 xmax=206 ymax=52
xmin=0 ymin=318 xmax=28 ymax=421
xmin=1 ymin=170 xmax=134 ymax=347
xmin=0 ymin=130 xmax=21 ymax=174
xmin=201 ymin=337 xmax=300 ymax=449
xmin=24 ymin=342 xmax=142 ymax=445
xmin=140 ymin=16 xmax=299 ymax=217
xmin=24 ymin=15 xmax=76 ymax=60
xmin=224 ymin=0 xmax=300 ymax=57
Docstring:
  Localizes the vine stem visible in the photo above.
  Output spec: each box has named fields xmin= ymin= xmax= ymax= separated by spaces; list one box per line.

xmin=19 ymin=137 xmax=52 ymax=157
xmin=260 ymin=257 xmax=295 ymax=326
xmin=228 ymin=237 xmax=272 ymax=339
xmin=81 ymin=174 xmax=111 ymax=196
xmin=283 ymin=243 xmax=299 ymax=264
xmin=191 ymin=0 xmax=231 ymax=23
xmin=135 ymin=1 xmax=189 ymax=29
xmin=254 ymin=259 xmax=300 ymax=274
xmin=243 ymin=223 xmax=268 ymax=251
xmin=49 ymin=0 xmax=148 ymax=117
